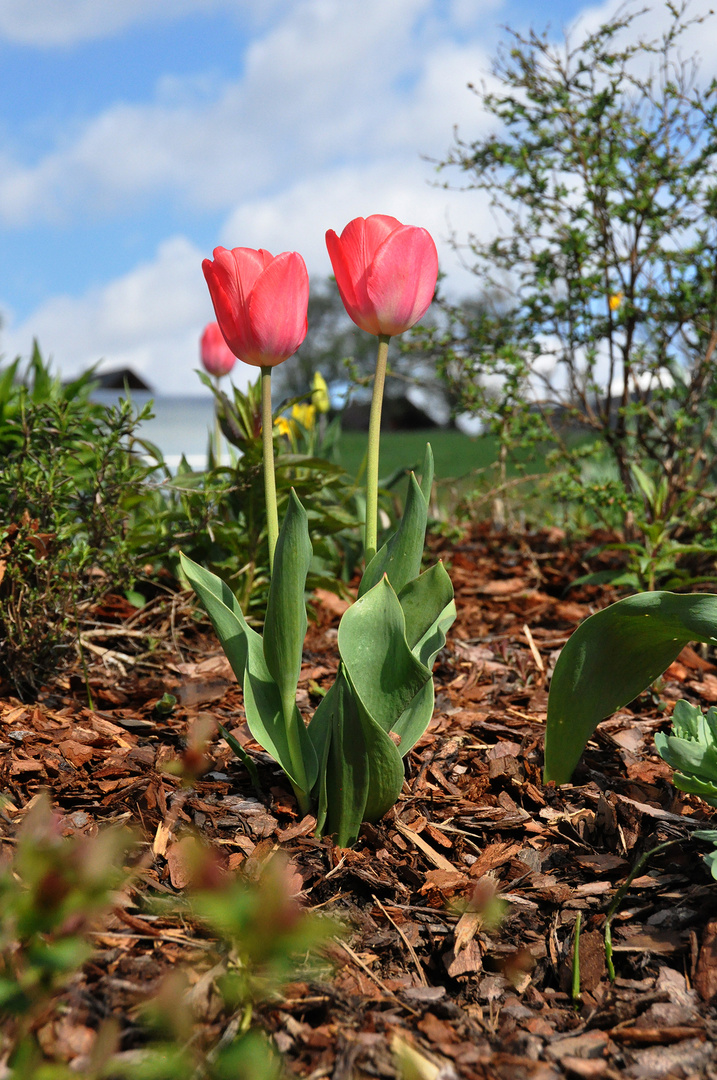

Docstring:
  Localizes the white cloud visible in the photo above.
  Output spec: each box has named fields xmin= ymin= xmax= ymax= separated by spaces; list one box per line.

xmin=220 ymin=158 xmax=496 ymax=300
xmin=0 ymin=0 xmax=495 ymax=227
xmin=0 ymin=0 xmax=507 ymax=395
xmin=17 ymin=0 xmax=710 ymax=401
xmin=0 ymin=236 xmax=238 ymax=395
xmin=0 ymin=0 xmax=281 ymax=47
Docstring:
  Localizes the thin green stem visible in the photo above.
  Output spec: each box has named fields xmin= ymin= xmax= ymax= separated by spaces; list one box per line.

xmin=261 ymin=366 xmax=279 ymax=574
xmin=213 ymin=374 xmax=222 ymax=465
xmin=365 ymin=334 xmax=390 ymax=564
xmin=571 ymin=911 xmax=581 ymax=1003
xmin=603 ymin=838 xmax=678 ymax=982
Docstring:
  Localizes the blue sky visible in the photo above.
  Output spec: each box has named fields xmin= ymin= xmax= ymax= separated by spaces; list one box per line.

xmin=0 ymin=0 xmax=705 ymax=395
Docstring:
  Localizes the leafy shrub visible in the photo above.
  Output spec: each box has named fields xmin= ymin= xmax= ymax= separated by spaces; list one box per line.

xmin=418 ymin=2 xmax=717 ymax=563
xmin=0 ymin=345 xmax=158 ymax=697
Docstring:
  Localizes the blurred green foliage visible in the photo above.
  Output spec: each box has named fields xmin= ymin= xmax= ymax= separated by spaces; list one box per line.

xmin=0 ymin=797 xmax=332 ymax=1080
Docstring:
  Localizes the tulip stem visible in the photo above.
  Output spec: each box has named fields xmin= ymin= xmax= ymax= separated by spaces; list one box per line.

xmin=365 ymin=334 xmax=390 ymax=565
xmin=261 ymin=366 xmax=279 ymax=574
xmin=213 ymin=375 xmax=222 ymax=466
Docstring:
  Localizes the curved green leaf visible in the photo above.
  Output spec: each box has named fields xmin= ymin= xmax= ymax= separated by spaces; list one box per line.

xmin=359 ymin=472 xmax=427 ymax=597
xmin=419 ymin=442 xmax=434 ymax=504
xmin=544 ymin=590 xmax=717 ymax=784
xmin=393 ymin=597 xmax=456 ymax=755
xmin=308 ymin=664 xmax=405 ymax=846
xmin=263 ymin=489 xmax=312 ymax=717
xmin=398 ymin=561 xmax=454 ymax=653
xmin=339 ymin=576 xmax=430 ymax=733
xmin=179 ymin=552 xmax=317 ymax=798
xmin=179 ymin=552 xmax=252 ymax=688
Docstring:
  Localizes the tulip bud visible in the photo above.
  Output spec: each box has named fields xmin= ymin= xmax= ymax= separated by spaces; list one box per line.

xmin=200 ymin=321 xmax=236 ymax=377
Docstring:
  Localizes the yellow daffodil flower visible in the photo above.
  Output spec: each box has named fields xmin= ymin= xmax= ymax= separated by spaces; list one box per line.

xmin=291 ymin=402 xmax=316 ymax=429
xmin=274 ymin=415 xmax=293 ymax=438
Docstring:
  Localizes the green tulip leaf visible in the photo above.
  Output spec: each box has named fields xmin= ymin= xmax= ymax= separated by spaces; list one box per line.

xmin=339 ymin=576 xmax=430 ymax=733
xmin=544 ymin=590 xmax=717 ymax=784
xmin=308 ymin=664 xmax=405 ymax=847
xmin=179 ymin=552 xmax=316 ymax=799
xmin=398 ymin=561 xmax=455 ymax=653
xmin=242 ymin=661 xmax=316 ymax=799
xmin=263 ymin=489 xmax=312 ymax=718
xmin=419 ymin=442 xmax=434 ymax=504
xmin=393 ymin=596 xmax=456 ymax=756
xmin=179 ymin=552 xmax=252 ymax=688
xmin=307 ymin=679 xmax=338 ymax=835
xmin=359 ymin=472 xmax=427 ymax=597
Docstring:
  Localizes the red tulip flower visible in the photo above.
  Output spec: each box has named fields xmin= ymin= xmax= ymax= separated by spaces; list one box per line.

xmin=200 ymin=321 xmax=236 ymax=378
xmin=202 ymin=247 xmax=309 ymax=367
xmin=325 ymin=215 xmax=438 ymax=337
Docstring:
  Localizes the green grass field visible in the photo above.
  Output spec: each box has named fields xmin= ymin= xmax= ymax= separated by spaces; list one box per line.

xmin=335 ymin=428 xmax=499 ymax=485
xmin=333 ymin=426 xmax=574 ymax=520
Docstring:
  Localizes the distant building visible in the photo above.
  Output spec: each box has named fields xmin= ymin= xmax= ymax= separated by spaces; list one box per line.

xmin=92 ymin=367 xmax=152 ymax=391
xmin=340 ymin=393 xmax=440 ymax=431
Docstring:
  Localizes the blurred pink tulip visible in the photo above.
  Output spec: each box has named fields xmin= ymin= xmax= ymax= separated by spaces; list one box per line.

xmin=200 ymin=321 xmax=236 ymax=378
xmin=202 ymin=247 xmax=309 ymax=367
xmin=325 ymin=215 xmax=438 ymax=336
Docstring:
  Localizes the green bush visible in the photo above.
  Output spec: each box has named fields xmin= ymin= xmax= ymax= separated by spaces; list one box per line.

xmin=0 ymin=345 xmax=158 ymax=697
xmin=0 ymin=797 xmax=331 ymax=1079
xmin=418 ymin=2 xmax=717 ymax=570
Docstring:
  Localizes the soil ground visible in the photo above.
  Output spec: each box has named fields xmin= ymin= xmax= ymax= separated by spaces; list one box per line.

xmin=2 ymin=523 xmax=717 ymax=1079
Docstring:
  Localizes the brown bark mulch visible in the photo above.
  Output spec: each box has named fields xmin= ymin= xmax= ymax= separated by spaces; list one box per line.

xmin=2 ymin=522 xmax=717 ymax=1079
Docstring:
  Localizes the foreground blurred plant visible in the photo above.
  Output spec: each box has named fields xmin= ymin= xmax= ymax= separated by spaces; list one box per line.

xmin=183 ymin=221 xmax=454 ymax=845
xmin=117 ymin=842 xmax=332 ymax=1080
xmin=0 ymin=794 xmax=131 ymax=1074
xmin=0 ymin=345 xmax=159 ymax=697
xmin=0 ymin=800 xmax=330 ymax=1079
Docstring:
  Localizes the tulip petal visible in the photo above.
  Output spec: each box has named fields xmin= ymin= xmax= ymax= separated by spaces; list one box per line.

xmin=367 ymin=226 xmax=438 ymax=335
xmin=203 ymin=247 xmax=273 ymax=360
xmin=362 ymin=214 xmax=403 ymax=260
xmin=326 ymin=227 xmax=369 ymax=331
xmin=336 ymin=216 xmax=403 ymax=334
xmin=248 ymin=251 xmax=309 ymax=366
xmin=216 ymin=246 xmax=270 ymax=311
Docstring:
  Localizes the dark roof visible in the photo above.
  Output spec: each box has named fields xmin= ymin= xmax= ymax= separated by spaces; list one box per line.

xmin=93 ymin=367 xmax=152 ymax=391
xmin=340 ymin=395 xmax=439 ymax=431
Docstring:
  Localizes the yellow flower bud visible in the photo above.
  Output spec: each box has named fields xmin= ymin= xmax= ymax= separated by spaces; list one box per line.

xmin=311 ymin=371 xmax=330 ymax=413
